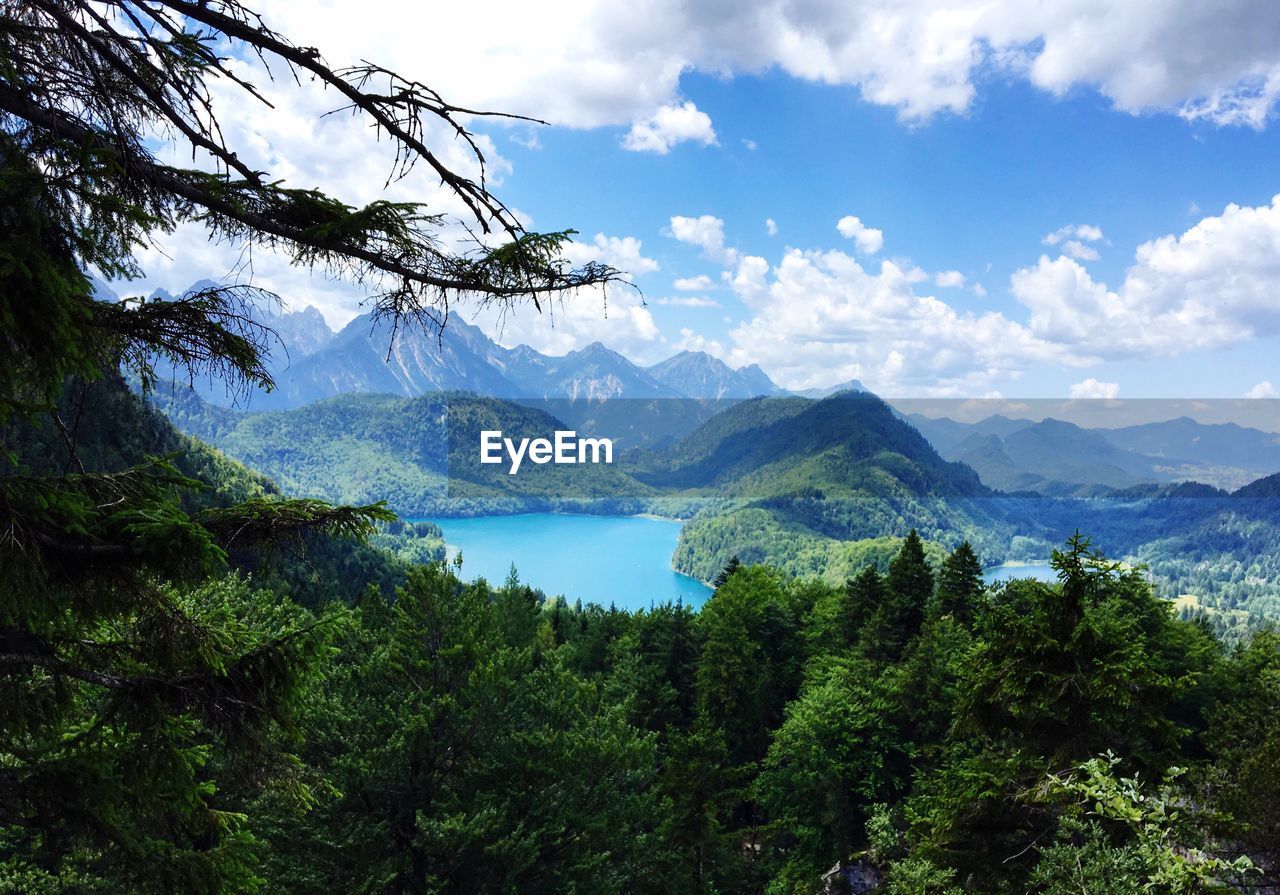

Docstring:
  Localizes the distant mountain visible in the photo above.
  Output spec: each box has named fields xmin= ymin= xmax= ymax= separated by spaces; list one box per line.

xmin=253 ymin=313 xmax=519 ymax=408
xmin=1097 ymin=417 xmax=1280 ymax=486
xmin=135 ymin=280 xmax=745 ymax=408
xmin=532 ymin=342 xmax=683 ymax=402
xmin=645 ymin=351 xmax=783 ymax=399
xmin=907 ymin=413 xmax=1034 ymax=455
xmin=262 ymin=303 xmax=334 ymax=360
xmin=944 ymin=418 xmax=1172 ymax=495
xmin=911 ymin=412 xmax=1280 ymax=494
xmin=793 ymin=378 xmax=869 ymax=399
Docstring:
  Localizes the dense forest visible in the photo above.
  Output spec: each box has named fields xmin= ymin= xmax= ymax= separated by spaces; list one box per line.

xmin=9 ymin=375 xmax=1280 ymax=893
xmin=3 ymin=2 xmax=1279 ymax=892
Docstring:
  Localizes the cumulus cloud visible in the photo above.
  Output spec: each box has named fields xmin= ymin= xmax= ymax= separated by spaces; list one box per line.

xmin=836 ymin=216 xmax=884 ymax=254
xmin=561 ymin=233 xmax=660 ymax=277
xmin=1012 ymin=196 xmax=1280 ymax=359
xmin=655 ymin=295 xmax=721 ymax=307
xmin=668 ymin=215 xmax=738 ymax=264
xmin=935 ymin=270 xmax=967 ymax=288
xmin=720 ymin=248 xmax=1072 ymax=394
xmin=246 ymin=0 xmax=1280 ymax=129
xmin=622 ymin=101 xmax=718 ymax=153
xmin=1043 ymin=224 xmax=1106 ymax=261
xmin=674 ymin=274 xmax=716 ymax=291
xmin=765 ymin=218 xmax=778 ymax=236
xmin=674 ymin=327 xmax=727 ymax=357
xmin=712 ymin=195 xmax=1280 ymax=395
xmin=1069 ymin=378 xmax=1121 ymax=399
xmin=1247 ymin=380 xmax=1278 ymax=398
xmin=469 ymin=284 xmax=663 ymax=362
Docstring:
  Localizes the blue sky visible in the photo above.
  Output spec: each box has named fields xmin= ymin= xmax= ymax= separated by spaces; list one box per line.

xmin=131 ymin=0 xmax=1280 ymax=399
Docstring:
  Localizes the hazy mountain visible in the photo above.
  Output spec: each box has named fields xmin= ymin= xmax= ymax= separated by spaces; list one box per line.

xmin=253 ymin=313 xmax=519 ymax=409
xmin=645 ymin=351 xmax=783 ymax=399
xmin=945 ymin=418 xmax=1171 ymax=495
xmin=261 ymin=303 xmax=334 ymax=360
xmin=907 ymin=413 xmax=1034 ymax=455
xmin=1097 ymin=417 xmax=1280 ymax=486
xmin=531 ymin=342 xmax=682 ymax=402
xmin=793 ymin=378 xmax=870 ymax=398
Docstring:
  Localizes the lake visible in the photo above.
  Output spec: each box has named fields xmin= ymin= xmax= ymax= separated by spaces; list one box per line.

xmin=416 ymin=513 xmax=713 ymax=610
xmin=982 ymin=562 xmax=1059 ymax=584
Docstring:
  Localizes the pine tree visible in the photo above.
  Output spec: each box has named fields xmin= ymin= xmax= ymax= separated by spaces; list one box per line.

xmin=861 ymin=530 xmax=934 ymax=662
xmin=714 ymin=554 xmax=743 ymax=589
xmin=843 ymin=566 xmax=884 ymax=643
xmin=933 ymin=540 xmax=984 ymax=627
xmin=0 ymin=1 xmax=618 ymax=886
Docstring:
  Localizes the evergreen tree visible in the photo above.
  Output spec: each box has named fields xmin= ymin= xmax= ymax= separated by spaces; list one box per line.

xmin=932 ymin=540 xmax=984 ymax=627
xmin=861 ymin=530 xmax=934 ymax=662
xmin=713 ymin=554 xmax=742 ymax=589
xmin=0 ymin=1 xmax=619 ymax=885
xmin=844 ymin=566 xmax=885 ymax=643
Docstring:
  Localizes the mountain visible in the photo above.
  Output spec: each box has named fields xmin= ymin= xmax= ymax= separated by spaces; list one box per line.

xmin=531 ymin=341 xmax=682 ymax=401
xmin=793 ymin=378 xmax=869 ymax=399
xmin=262 ymin=303 xmax=335 ymax=359
xmin=252 ymin=313 xmax=519 ymax=408
xmin=907 ymin=413 xmax=1034 ymax=455
xmin=645 ymin=351 xmax=783 ymax=399
xmin=944 ymin=418 xmax=1172 ymax=495
xmin=1096 ymin=417 xmax=1280 ymax=488
xmin=1235 ymin=471 xmax=1280 ymax=499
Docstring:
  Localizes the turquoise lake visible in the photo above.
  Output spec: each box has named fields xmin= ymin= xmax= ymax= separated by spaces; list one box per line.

xmin=416 ymin=513 xmax=713 ymax=610
xmin=982 ymin=562 xmax=1058 ymax=584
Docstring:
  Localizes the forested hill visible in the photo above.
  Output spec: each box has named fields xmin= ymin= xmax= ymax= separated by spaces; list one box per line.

xmin=160 ymin=387 xmax=654 ymax=515
xmin=637 ymin=391 xmax=988 ymax=498
xmin=4 ymin=376 xmax=411 ymax=605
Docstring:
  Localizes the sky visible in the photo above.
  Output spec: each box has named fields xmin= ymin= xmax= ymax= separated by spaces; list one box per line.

xmin=126 ymin=0 xmax=1280 ymax=400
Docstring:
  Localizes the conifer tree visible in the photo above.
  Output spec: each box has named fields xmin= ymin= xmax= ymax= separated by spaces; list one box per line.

xmin=0 ymin=1 xmax=619 ymax=885
xmin=933 ymin=541 xmax=984 ymax=627
xmin=861 ymin=530 xmax=934 ymax=662
xmin=713 ymin=554 xmax=743 ymax=589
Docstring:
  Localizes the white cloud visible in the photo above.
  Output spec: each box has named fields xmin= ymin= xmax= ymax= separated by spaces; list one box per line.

xmin=560 ymin=233 xmax=660 ymax=277
xmin=668 ymin=214 xmax=738 ymax=264
xmin=673 ymin=274 xmax=716 ymax=291
xmin=721 ymin=248 xmax=1072 ymax=394
xmin=1043 ymin=224 xmax=1105 ymax=261
xmin=1012 ymin=196 xmax=1280 ymax=359
xmin=655 ymin=295 xmax=721 ymax=307
xmin=742 ymin=138 xmax=758 ymax=151
xmin=1069 ymin=378 xmax=1120 ymax=399
xmin=972 ymin=282 xmax=988 ymax=297
xmin=1247 ymin=380 xmax=1278 ymax=398
xmin=765 ymin=218 xmax=778 ymax=236
xmin=935 ymin=270 xmax=966 ymax=288
xmin=1044 ymin=224 xmax=1105 ymax=246
xmin=836 ymin=215 xmax=884 ymax=254
xmin=246 ymin=0 xmax=1280 ymax=130
xmin=469 ymin=283 xmax=663 ymax=361
xmin=712 ymin=194 xmax=1280 ymax=395
xmin=674 ymin=327 xmax=727 ymax=357
xmin=1060 ymin=240 xmax=1101 ymax=261
xmin=622 ymin=101 xmax=717 ymax=154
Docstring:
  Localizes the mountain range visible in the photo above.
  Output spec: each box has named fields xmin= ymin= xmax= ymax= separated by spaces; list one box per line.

xmin=909 ymin=413 xmax=1280 ymax=494
xmin=151 ymin=284 xmax=785 ymax=409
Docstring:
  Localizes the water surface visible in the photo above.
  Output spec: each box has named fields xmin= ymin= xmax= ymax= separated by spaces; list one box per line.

xmin=982 ymin=562 xmax=1059 ymax=584
xmin=416 ymin=513 xmax=713 ymax=610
